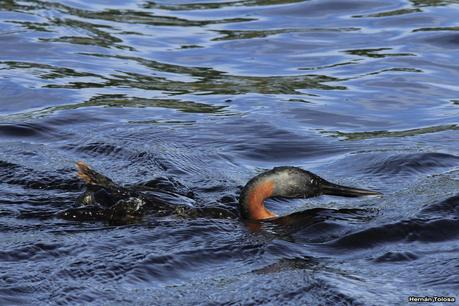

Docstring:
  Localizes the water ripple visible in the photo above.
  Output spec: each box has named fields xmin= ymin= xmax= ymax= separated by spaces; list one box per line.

xmin=1 ymin=0 xmax=459 ymax=304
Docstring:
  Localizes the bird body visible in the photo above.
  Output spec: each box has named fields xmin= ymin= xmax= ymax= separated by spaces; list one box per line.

xmin=61 ymin=162 xmax=380 ymax=223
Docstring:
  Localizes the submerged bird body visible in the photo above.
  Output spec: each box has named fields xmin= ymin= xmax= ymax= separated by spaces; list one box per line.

xmin=61 ymin=162 xmax=380 ymax=223
xmin=60 ymin=161 xmax=237 ymax=223
xmin=60 ymin=162 xmax=179 ymax=223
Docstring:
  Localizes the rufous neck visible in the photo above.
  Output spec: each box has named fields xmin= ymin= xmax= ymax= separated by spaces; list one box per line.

xmin=242 ymin=179 xmax=277 ymax=220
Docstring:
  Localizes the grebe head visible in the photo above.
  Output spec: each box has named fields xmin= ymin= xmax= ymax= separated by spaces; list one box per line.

xmin=239 ymin=166 xmax=381 ymax=221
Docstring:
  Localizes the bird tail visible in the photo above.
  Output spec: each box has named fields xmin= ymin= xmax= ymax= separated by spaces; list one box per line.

xmin=76 ymin=161 xmax=118 ymax=188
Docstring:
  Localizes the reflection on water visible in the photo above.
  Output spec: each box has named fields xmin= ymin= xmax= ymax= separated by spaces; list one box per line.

xmin=0 ymin=0 xmax=458 ymax=305
xmin=326 ymin=124 xmax=459 ymax=140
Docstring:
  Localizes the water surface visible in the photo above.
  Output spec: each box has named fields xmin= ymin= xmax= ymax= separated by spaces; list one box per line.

xmin=1 ymin=0 xmax=458 ymax=305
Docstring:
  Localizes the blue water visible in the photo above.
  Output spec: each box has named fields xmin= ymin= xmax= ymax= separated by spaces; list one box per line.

xmin=0 ymin=0 xmax=458 ymax=305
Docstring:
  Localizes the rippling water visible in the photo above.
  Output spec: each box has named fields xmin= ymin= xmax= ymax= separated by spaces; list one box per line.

xmin=1 ymin=0 xmax=459 ymax=305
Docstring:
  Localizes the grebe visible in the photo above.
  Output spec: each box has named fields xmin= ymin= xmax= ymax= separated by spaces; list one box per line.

xmin=60 ymin=162 xmax=380 ymax=222
xmin=239 ymin=166 xmax=381 ymax=220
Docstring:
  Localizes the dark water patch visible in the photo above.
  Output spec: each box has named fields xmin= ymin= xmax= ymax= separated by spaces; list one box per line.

xmin=40 ymin=110 xmax=104 ymax=126
xmin=0 ymin=293 xmax=30 ymax=306
xmin=55 ymin=258 xmax=130 ymax=284
xmin=144 ymin=0 xmax=306 ymax=11
xmin=0 ymin=287 xmax=37 ymax=306
xmin=138 ymin=267 xmax=364 ymax=306
xmin=38 ymin=17 xmax=133 ymax=51
xmin=422 ymin=32 xmax=459 ymax=49
xmin=414 ymin=26 xmax=459 ymax=32
xmin=233 ymin=135 xmax=344 ymax=161
xmin=299 ymin=59 xmax=362 ymax=71
xmin=128 ymin=119 xmax=196 ymax=125
xmin=411 ymin=0 xmax=459 ymax=7
xmin=372 ymin=251 xmax=419 ymax=263
xmin=127 ymin=243 xmax=262 ymax=284
xmin=279 ymin=219 xmax=350 ymax=244
xmin=345 ymin=47 xmax=415 ymax=58
xmin=79 ymin=53 xmax=221 ymax=79
xmin=361 ymin=152 xmax=459 ymax=177
xmin=0 ymin=160 xmax=19 ymax=169
xmin=0 ymin=60 xmax=106 ymax=88
xmin=74 ymin=53 xmax=346 ymax=94
xmin=0 ymin=33 xmax=72 ymax=63
xmin=0 ymin=209 xmax=14 ymax=217
xmin=212 ymin=27 xmax=360 ymax=41
xmin=51 ymin=290 xmax=99 ymax=306
xmin=60 ymin=141 xmax=174 ymax=179
xmin=260 ymin=207 xmax=379 ymax=245
xmin=330 ymin=217 xmax=459 ymax=250
xmin=253 ymin=256 xmax=318 ymax=274
xmin=226 ymin=120 xmax=349 ymax=162
xmin=327 ymin=124 xmax=459 ymax=140
xmin=272 ymin=207 xmax=376 ymax=226
xmin=42 ymin=95 xmax=227 ymax=114
xmin=0 ymin=242 xmax=71 ymax=262
xmin=0 ymin=160 xmax=80 ymax=191
xmin=79 ymin=9 xmax=254 ymax=27
xmin=348 ymin=67 xmax=423 ymax=79
xmin=1 ymin=0 xmax=255 ymax=27
xmin=357 ymin=8 xmax=422 ymax=17
xmin=18 ymin=209 xmax=61 ymax=220
xmin=7 ymin=20 xmax=52 ymax=33
xmin=93 ymin=70 xmax=344 ymax=94
xmin=312 ymin=152 xmax=459 ymax=193
xmin=67 ymin=141 xmax=123 ymax=158
xmin=288 ymin=107 xmax=386 ymax=128
xmin=419 ymin=194 xmax=459 ymax=218
xmin=0 ymin=80 xmax=80 ymax=117
xmin=419 ymin=258 xmax=459 ymax=289
xmin=4 ymin=95 xmax=228 ymax=122
xmin=266 ymin=0 xmax=395 ymax=17
xmin=0 ymin=122 xmax=62 ymax=139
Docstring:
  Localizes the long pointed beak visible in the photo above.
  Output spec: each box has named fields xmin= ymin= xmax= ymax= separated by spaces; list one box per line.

xmin=321 ymin=181 xmax=382 ymax=197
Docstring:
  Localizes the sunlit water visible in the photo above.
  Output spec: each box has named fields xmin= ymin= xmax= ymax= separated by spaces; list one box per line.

xmin=1 ymin=0 xmax=458 ymax=305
